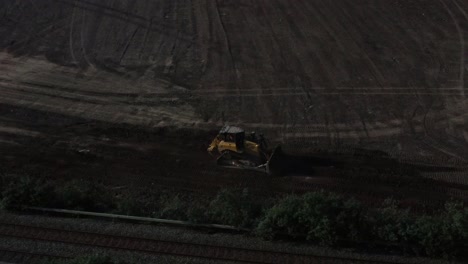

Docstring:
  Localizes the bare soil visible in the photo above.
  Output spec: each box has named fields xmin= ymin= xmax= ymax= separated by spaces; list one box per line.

xmin=1 ymin=0 xmax=468 ymax=207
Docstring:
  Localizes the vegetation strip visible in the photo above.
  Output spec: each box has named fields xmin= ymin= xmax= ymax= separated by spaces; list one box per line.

xmin=1 ymin=175 xmax=467 ymax=260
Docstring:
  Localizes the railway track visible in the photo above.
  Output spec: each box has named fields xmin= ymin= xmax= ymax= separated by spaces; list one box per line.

xmin=0 ymin=221 xmax=403 ymax=264
xmin=0 ymin=248 xmax=68 ymax=263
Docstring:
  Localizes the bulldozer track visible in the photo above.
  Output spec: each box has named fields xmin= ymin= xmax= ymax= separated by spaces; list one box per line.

xmin=0 ymin=221 xmax=403 ymax=264
xmin=56 ymin=0 xmax=184 ymax=40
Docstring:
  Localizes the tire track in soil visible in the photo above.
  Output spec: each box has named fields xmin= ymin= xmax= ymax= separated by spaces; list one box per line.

xmin=194 ymin=86 xmax=463 ymax=93
xmin=55 ymin=0 xmax=194 ymax=47
xmin=259 ymin=0 xmax=305 ymax=141
xmin=280 ymin=1 xmax=327 ymax=134
xmin=329 ymin=2 xmax=394 ymax=141
xmin=213 ymin=0 xmax=237 ymax=76
xmin=330 ymin=2 xmax=414 ymax=139
xmin=439 ymin=0 xmax=465 ymax=97
xmin=322 ymin=2 xmax=386 ymax=88
xmin=263 ymin=1 xmax=328 ymax=136
xmin=1 ymin=72 xmax=466 ymax=145
xmin=0 ymin=77 xmax=464 ymax=145
xmin=7 ymin=16 xmax=69 ymax=54
xmin=420 ymin=4 xmax=468 ymax=164
xmin=69 ymin=1 xmax=78 ymax=64
xmin=0 ymin=89 xmax=197 ymax=128
xmin=79 ymin=0 xmax=107 ymax=66
xmin=79 ymin=7 xmax=92 ymax=67
xmin=209 ymin=0 xmax=241 ymax=118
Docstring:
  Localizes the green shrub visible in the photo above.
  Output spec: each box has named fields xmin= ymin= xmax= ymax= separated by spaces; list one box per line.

xmin=370 ymin=200 xmax=468 ymax=258
xmin=256 ymin=191 xmax=364 ymax=246
xmin=187 ymin=205 xmax=209 ymax=224
xmin=370 ymin=199 xmax=414 ymax=243
xmin=208 ymin=188 xmax=263 ymax=228
xmin=53 ymin=179 xmax=113 ymax=211
xmin=156 ymin=193 xmax=188 ymax=220
xmin=409 ymin=202 xmax=467 ymax=257
xmin=0 ymin=175 xmax=54 ymax=209
xmin=113 ymin=196 xmax=144 ymax=216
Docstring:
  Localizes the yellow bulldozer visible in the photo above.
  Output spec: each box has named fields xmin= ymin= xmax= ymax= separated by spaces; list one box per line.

xmin=207 ymin=126 xmax=281 ymax=174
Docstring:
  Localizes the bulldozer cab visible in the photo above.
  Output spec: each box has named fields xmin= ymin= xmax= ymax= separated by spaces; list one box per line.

xmin=219 ymin=126 xmax=245 ymax=151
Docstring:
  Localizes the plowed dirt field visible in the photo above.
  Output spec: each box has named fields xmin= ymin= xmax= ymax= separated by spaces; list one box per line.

xmin=1 ymin=0 xmax=467 ymax=206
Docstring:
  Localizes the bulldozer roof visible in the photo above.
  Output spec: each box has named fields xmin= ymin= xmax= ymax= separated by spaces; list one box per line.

xmin=219 ymin=125 xmax=244 ymax=134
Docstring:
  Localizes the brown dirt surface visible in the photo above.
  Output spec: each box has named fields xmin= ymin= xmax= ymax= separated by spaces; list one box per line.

xmin=1 ymin=0 xmax=468 ymax=207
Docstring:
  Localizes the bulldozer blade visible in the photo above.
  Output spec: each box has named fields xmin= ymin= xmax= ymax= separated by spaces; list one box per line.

xmin=214 ymin=145 xmax=302 ymax=176
xmin=265 ymin=145 xmax=285 ymax=176
xmin=214 ymin=145 xmax=287 ymax=176
xmin=216 ymin=153 xmax=268 ymax=173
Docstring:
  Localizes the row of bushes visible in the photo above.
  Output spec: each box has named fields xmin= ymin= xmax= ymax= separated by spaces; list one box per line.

xmin=0 ymin=174 xmax=264 ymax=227
xmin=256 ymin=193 xmax=467 ymax=258
xmin=0 ymin=175 xmax=112 ymax=212
xmin=1 ymin=174 xmax=467 ymax=259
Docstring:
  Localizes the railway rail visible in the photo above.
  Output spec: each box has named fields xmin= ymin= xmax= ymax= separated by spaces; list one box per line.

xmin=0 ymin=248 xmax=68 ymax=263
xmin=0 ymin=221 xmax=405 ymax=264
